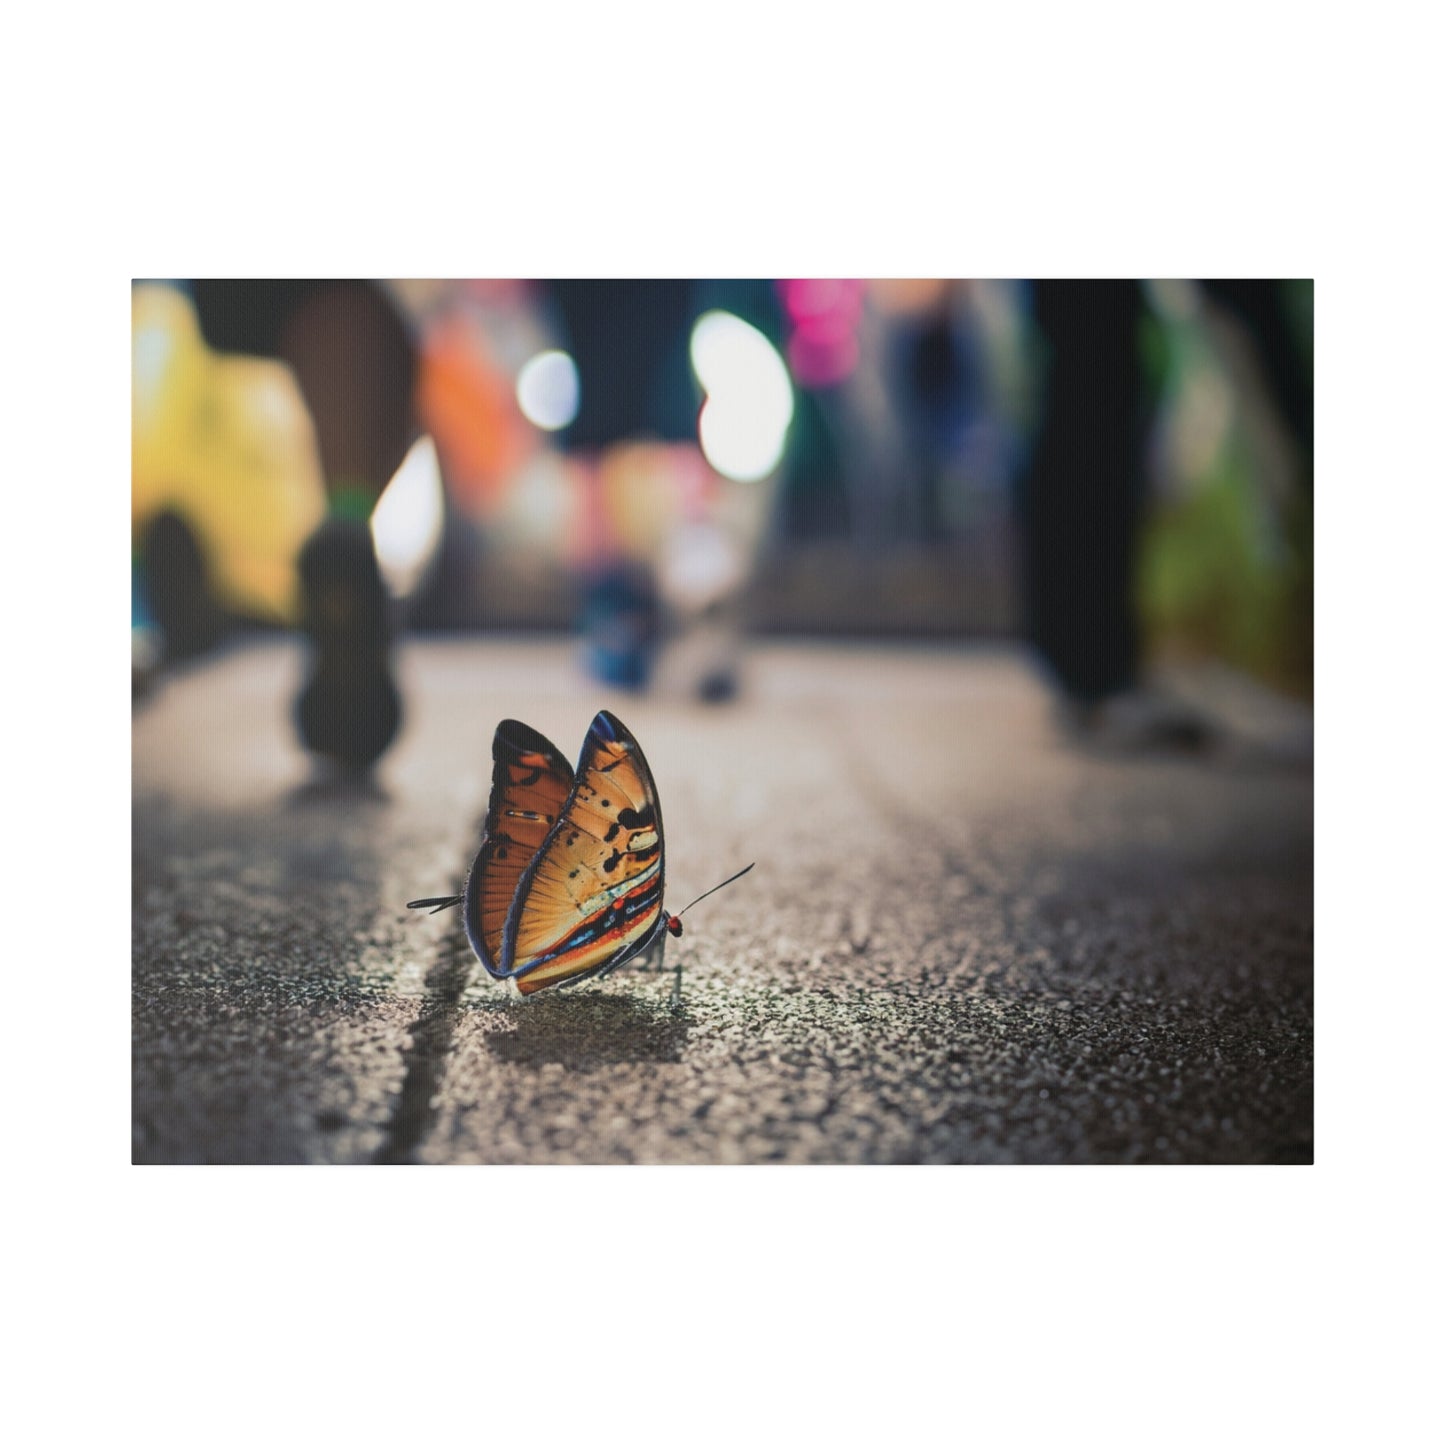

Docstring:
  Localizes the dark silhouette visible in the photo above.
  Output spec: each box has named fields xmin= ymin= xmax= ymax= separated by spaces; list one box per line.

xmin=545 ymin=279 xmax=699 ymax=452
xmin=295 ymin=517 xmax=402 ymax=771
xmin=139 ymin=508 xmax=230 ymax=662
xmin=1018 ymin=280 xmax=1152 ymax=708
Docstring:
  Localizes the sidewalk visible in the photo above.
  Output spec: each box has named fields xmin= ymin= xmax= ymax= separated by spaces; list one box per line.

xmin=132 ymin=636 xmax=1312 ymax=1163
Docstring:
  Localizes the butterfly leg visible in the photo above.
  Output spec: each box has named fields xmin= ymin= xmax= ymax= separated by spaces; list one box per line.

xmin=618 ymin=932 xmax=681 ymax=1005
xmin=648 ymin=930 xmax=682 ymax=1007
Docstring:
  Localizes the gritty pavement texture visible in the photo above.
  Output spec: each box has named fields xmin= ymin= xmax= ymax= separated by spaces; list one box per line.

xmin=132 ymin=637 xmax=1312 ymax=1164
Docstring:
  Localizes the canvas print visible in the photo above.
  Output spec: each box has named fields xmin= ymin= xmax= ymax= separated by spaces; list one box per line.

xmin=132 ymin=279 xmax=1312 ymax=1164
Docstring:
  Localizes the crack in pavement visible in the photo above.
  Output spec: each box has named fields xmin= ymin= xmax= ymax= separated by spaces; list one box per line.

xmin=374 ymin=904 xmax=475 ymax=1165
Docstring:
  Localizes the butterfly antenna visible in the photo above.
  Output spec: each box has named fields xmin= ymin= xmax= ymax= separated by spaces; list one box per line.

xmin=407 ymin=894 xmax=463 ymax=915
xmin=674 ymin=862 xmax=755 ymax=920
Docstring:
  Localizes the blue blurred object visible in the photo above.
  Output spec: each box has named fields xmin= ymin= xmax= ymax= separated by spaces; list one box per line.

xmin=132 ymin=558 xmax=162 ymax=695
xmin=132 ymin=558 xmax=154 ymax=630
xmin=579 ymin=563 xmax=660 ymax=690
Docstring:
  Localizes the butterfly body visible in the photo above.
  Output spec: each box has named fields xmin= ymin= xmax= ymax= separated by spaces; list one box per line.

xmin=411 ymin=710 xmax=748 ymax=1001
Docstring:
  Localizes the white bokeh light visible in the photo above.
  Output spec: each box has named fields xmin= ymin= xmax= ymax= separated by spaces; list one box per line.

xmin=370 ymin=435 xmax=445 ymax=600
xmin=516 ymin=349 xmax=581 ymax=431
xmin=689 ymin=311 xmax=793 ymax=482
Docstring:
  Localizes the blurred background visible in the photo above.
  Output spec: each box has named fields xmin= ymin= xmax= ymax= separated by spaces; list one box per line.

xmin=131 ymin=278 xmax=1312 ymax=736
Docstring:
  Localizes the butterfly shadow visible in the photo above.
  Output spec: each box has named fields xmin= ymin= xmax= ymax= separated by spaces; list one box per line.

xmin=484 ymin=990 xmax=691 ymax=1071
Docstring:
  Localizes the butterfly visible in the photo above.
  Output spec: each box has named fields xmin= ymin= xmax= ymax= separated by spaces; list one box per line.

xmin=408 ymin=710 xmax=752 ymax=1003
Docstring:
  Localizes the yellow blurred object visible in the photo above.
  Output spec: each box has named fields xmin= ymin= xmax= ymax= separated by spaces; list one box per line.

xmin=131 ymin=284 xmax=327 ymax=624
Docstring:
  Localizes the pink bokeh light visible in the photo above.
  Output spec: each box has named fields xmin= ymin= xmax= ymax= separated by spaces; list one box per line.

xmin=777 ymin=278 xmax=866 ymax=388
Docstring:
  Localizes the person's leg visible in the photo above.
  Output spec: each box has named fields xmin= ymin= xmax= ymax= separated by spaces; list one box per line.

xmin=1018 ymin=280 xmax=1220 ymax=751
xmin=273 ymin=283 xmax=419 ymax=517
xmin=295 ymin=515 xmax=400 ymax=771
xmin=191 ymin=280 xmax=417 ymax=770
xmin=191 ymin=279 xmax=418 ymax=513
xmin=1018 ymin=280 xmax=1148 ymax=706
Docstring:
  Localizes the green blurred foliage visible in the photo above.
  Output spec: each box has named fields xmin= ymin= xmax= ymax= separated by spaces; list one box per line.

xmin=1140 ymin=454 xmax=1312 ymax=696
xmin=1137 ymin=288 xmax=1313 ymax=698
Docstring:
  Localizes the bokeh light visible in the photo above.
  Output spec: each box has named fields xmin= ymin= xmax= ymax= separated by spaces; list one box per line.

xmin=778 ymin=278 xmax=865 ymax=388
xmin=516 ymin=349 xmax=580 ymax=431
xmin=689 ymin=310 xmax=794 ymax=482
xmin=370 ymin=434 xmax=444 ymax=600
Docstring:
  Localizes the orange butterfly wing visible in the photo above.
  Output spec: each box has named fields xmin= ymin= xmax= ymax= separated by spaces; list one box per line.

xmin=463 ymin=719 xmax=576 ymax=977
xmin=503 ymin=710 xmax=667 ymax=994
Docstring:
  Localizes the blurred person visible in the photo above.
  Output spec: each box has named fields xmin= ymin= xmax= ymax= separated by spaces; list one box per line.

xmin=541 ymin=280 xmax=707 ymax=691
xmin=144 ymin=280 xmax=418 ymax=771
xmin=777 ymin=279 xmax=1002 ymax=553
xmin=1020 ymin=280 xmax=1210 ymax=747
xmin=897 ymin=284 xmax=977 ymax=537
xmin=874 ymin=280 xmax=1017 ymax=542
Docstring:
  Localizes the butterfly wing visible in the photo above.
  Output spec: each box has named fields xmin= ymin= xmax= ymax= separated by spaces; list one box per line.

xmin=463 ymin=719 xmax=576 ymax=978
xmin=502 ymin=710 xmax=667 ymax=994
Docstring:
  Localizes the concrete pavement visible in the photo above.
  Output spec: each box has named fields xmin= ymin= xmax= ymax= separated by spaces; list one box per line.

xmin=132 ymin=636 xmax=1312 ymax=1164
